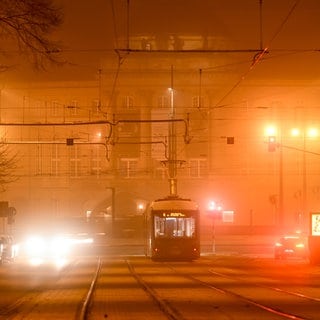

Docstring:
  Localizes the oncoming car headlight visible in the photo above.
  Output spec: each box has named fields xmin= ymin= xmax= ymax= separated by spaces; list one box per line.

xmin=25 ymin=236 xmax=46 ymax=256
xmin=50 ymin=236 xmax=71 ymax=256
xmin=23 ymin=235 xmax=72 ymax=267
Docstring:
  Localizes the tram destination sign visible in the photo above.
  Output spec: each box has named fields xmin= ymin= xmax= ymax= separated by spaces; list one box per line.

xmin=161 ymin=212 xmax=186 ymax=217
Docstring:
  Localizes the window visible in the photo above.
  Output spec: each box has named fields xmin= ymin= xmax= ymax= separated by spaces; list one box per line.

xmin=90 ymin=147 xmax=101 ymax=176
xmin=51 ymin=100 xmax=60 ymax=116
xmin=51 ymin=144 xmax=60 ymax=176
xmin=119 ymin=158 xmax=138 ymax=178
xmin=92 ymin=99 xmax=100 ymax=115
xmin=158 ymin=96 xmax=169 ymax=108
xmin=69 ymin=146 xmax=81 ymax=177
xmin=35 ymin=145 xmax=42 ymax=175
xmin=154 ymin=214 xmax=195 ymax=238
xmin=189 ymin=158 xmax=207 ymax=178
xmin=192 ymin=96 xmax=204 ymax=109
xmin=154 ymin=166 xmax=167 ymax=179
xmin=67 ymin=100 xmax=78 ymax=116
xmin=123 ymin=95 xmax=134 ymax=109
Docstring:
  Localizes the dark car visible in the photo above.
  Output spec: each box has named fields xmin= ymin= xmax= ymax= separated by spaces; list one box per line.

xmin=274 ymin=234 xmax=308 ymax=260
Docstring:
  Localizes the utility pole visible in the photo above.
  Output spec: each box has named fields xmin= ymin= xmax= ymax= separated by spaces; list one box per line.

xmin=168 ymin=66 xmax=177 ymax=197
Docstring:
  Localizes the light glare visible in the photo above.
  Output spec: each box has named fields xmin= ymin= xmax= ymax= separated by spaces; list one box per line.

xmin=265 ymin=126 xmax=277 ymax=137
xmin=307 ymin=127 xmax=318 ymax=138
xmin=291 ymin=128 xmax=300 ymax=136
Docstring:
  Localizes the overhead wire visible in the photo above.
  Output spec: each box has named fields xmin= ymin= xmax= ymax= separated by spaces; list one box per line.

xmin=110 ymin=0 xmax=119 ymax=50
xmin=211 ymin=0 xmax=301 ymax=110
xmin=104 ymin=0 xmax=129 ymax=114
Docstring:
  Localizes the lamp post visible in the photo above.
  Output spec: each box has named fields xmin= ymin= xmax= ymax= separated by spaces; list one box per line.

xmin=291 ymin=127 xmax=318 ymax=228
xmin=106 ymin=187 xmax=115 ymax=235
xmin=207 ymin=200 xmax=222 ymax=254
xmin=265 ymin=125 xmax=319 ymax=229
xmin=265 ymin=125 xmax=283 ymax=227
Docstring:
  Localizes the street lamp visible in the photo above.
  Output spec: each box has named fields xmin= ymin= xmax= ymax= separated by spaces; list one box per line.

xmin=137 ymin=202 xmax=146 ymax=215
xmin=265 ymin=125 xmax=277 ymax=137
xmin=264 ymin=125 xmax=319 ymax=229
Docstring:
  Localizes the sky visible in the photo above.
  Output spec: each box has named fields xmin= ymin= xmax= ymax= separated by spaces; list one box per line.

xmin=3 ymin=0 xmax=320 ymax=84
xmin=56 ymin=0 xmax=320 ymax=51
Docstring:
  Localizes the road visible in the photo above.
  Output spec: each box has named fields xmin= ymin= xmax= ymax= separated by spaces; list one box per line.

xmin=0 ymin=248 xmax=319 ymax=319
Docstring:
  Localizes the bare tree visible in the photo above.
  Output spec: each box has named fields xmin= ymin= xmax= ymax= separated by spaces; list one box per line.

xmin=0 ymin=1 xmax=64 ymax=189
xmin=0 ymin=0 xmax=64 ymax=69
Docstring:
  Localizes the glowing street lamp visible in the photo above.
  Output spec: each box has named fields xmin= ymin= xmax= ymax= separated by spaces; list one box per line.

xmin=137 ymin=202 xmax=146 ymax=215
xmin=291 ymin=127 xmax=318 ymax=138
xmin=265 ymin=125 xmax=277 ymax=137
xmin=307 ymin=127 xmax=318 ymax=138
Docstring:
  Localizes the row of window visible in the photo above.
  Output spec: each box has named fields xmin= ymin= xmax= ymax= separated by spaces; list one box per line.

xmin=25 ymin=149 xmax=207 ymax=178
xmin=40 ymin=95 xmax=205 ymax=118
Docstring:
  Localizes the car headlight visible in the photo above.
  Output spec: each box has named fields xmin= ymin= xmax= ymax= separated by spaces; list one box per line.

xmin=51 ymin=236 xmax=71 ymax=255
xmin=25 ymin=236 xmax=46 ymax=256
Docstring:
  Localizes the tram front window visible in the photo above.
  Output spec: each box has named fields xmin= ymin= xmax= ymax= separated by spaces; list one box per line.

xmin=154 ymin=215 xmax=195 ymax=238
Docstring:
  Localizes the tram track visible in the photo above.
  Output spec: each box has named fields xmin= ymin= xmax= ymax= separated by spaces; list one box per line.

xmin=87 ymin=256 xmax=319 ymax=320
xmin=208 ymin=268 xmax=320 ymax=303
xmin=166 ymin=264 xmax=306 ymax=320
xmin=112 ymin=257 xmax=302 ymax=320
xmin=79 ymin=257 xmax=102 ymax=320
xmin=1 ymin=255 xmax=319 ymax=319
xmin=162 ymin=258 xmax=320 ymax=320
xmin=85 ymin=257 xmax=186 ymax=320
xmin=125 ymin=259 xmax=185 ymax=320
xmin=1 ymin=257 xmax=183 ymax=320
xmin=202 ymin=256 xmax=320 ymax=304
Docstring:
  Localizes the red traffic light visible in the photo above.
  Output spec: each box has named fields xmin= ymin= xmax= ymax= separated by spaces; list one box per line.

xmin=268 ymin=136 xmax=277 ymax=152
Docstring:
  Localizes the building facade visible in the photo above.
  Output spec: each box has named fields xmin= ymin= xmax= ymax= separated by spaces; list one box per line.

xmin=1 ymin=43 xmax=320 ymax=235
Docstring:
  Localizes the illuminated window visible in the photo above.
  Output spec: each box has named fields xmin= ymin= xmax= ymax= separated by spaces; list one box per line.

xmin=154 ymin=215 xmax=195 ymax=238
xmin=311 ymin=213 xmax=320 ymax=236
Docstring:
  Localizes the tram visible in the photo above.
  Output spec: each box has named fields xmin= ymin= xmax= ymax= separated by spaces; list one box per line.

xmin=145 ymin=196 xmax=200 ymax=260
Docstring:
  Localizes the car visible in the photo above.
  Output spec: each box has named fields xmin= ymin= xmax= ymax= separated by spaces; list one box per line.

xmin=274 ymin=234 xmax=308 ymax=260
xmin=0 ymin=235 xmax=18 ymax=264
